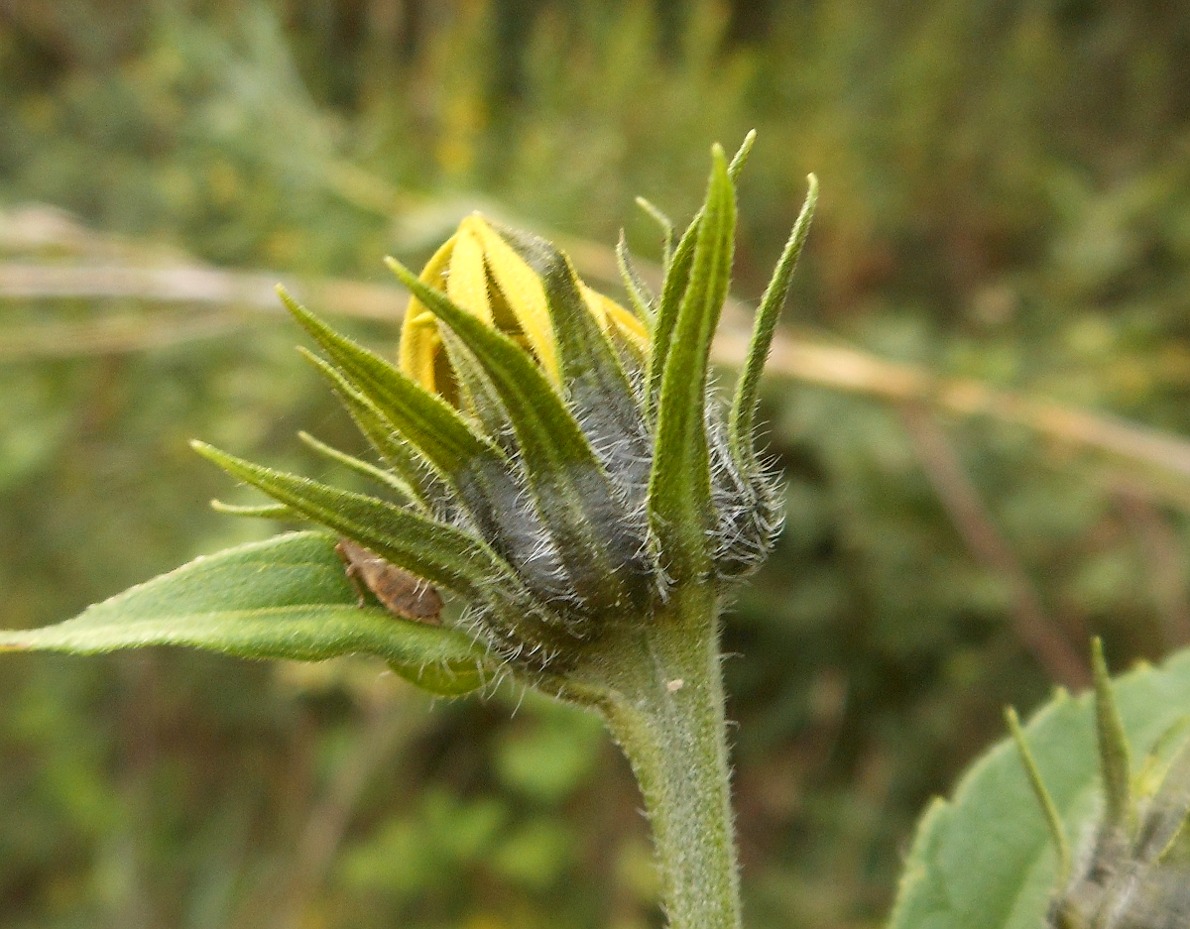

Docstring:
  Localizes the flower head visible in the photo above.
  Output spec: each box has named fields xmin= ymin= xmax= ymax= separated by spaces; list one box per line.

xmin=196 ymin=138 xmax=817 ymax=679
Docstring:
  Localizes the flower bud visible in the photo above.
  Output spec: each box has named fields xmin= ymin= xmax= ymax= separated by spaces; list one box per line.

xmin=201 ymin=141 xmax=817 ymax=675
xmin=390 ymin=215 xmax=661 ymax=656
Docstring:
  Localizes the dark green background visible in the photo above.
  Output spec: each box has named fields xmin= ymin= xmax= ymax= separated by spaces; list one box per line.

xmin=2 ymin=2 xmax=1188 ymax=926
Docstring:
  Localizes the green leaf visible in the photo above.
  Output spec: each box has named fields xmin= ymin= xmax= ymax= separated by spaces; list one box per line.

xmin=437 ymin=327 xmax=512 ymax=438
xmin=192 ymin=441 xmax=514 ymax=603
xmin=1092 ymin=636 xmax=1134 ymax=830
xmin=497 ymin=224 xmax=636 ymax=393
xmin=646 ymin=219 xmax=698 ymax=414
xmin=387 ymin=259 xmax=650 ymax=617
xmin=0 ymin=532 xmax=493 ymax=696
xmin=647 ymin=145 xmax=736 ymax=577
xmin=287 ymin=295 xmax=540 ymax=545
xmin=299 ymin=350 xmax=441 ymax=509
xmin=1005 ymin=707 xmax=1070 ymax=881
xmin=211 ymin=500 xmax=296 ymax=520
xmin=729 ymin=129 xmax=757 ymax=177
xmin=888 ymin=646 xmax=1190 ymax=929
xmin=633 ymin=196 xmax=674 ymax=268
xmin=728 ymin=173 xmax=817 ymax=465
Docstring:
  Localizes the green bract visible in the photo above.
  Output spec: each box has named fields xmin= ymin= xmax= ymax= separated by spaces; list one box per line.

xmin=0 ymin=138 xmax=819 ymax=692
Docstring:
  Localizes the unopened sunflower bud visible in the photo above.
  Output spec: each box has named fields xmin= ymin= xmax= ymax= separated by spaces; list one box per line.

xmin=198 ymin=141 xmax=816 ymax=676
xmin=388 ymin=214 xmax=660 ymax=653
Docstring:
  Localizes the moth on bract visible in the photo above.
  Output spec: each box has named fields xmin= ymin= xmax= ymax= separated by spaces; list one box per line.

xmin=1010 ymin=641 xmax=1190 ymax=929
xmin=335 ymin=538 xmax=443 ymax=625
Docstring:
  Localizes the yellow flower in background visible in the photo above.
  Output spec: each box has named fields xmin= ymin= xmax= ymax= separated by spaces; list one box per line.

xmin=399 ymin=214 xmax=647 ymax=400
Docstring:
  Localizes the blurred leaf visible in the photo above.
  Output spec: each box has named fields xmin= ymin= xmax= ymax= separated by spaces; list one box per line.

xmin=889 ymin=647 xmax=1190 ymax=929
xmin=490 ymin=817 xmax=576 ymax=889
xmin=495 ymin=703 xmax=604 ymax=802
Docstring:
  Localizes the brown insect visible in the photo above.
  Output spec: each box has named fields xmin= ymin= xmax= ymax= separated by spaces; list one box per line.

xmin=335 ymin=539 xmax=442 ymax=625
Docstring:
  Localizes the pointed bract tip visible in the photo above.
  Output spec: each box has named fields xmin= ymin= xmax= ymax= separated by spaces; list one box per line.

xmin=1091 ymin=637 xmax=1117 ymax=706
xmin=1091 ymin=636 xmax=1107 ymax=672
xmin=384 ymin=255 xmax=411 ymax=281
xmin=190 ymin=440 xmax=226 ymax=465
xmin=275 ymin=286 xmax=307 ymax=319
xmin=727 ymin=132 xmax=757 ymax=178
xmin=1006 ymin=703 xmax=1073 ymax=879
xmin=1090 ymin=636 xmax=1133 ymax=830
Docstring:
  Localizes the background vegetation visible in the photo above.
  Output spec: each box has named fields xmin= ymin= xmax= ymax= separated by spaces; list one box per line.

xmin=1 ymin=1 xmax=1188 ymax=926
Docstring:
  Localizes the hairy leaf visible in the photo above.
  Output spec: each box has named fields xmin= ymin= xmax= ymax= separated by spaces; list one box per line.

xmin=193 ymin=442 xmax=514 ymax=602
xmin=279 ymin=287 xmax=502 ymax=475
xmin=616 ymin=231 xmax=658 ymax=325
xmin=498 ymin=224 xmax=652 ymax=490
xmin=299 ymin=351 xmax=437 ymax=507
xmin=0 ymin=532 xmax=492 ymax=695
xmin=297 ymin=430 xmax=418 ymax=503
xmin=645 ymin=131 xmax=754 ymax=414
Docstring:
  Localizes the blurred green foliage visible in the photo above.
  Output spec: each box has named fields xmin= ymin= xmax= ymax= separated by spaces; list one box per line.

xmin=1 ymin=1 xmax=1188 ymax=926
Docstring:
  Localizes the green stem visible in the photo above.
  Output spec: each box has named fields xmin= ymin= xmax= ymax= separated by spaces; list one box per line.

xmin=568 ymin=585 xmax=740 ymax=929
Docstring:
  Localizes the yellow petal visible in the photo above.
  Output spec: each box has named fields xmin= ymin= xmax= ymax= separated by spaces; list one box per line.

xmin=398 ymin=214 xmax=647 ymax=403
xmin=582 ymin=285 xmax=649 ymax=354
xmin=400 ymin=235 xmax=456 ymax=392
xmin=446 ymin=223 xmax=494 ymax=325
xmin=467 ymin=216 xmax=560 ymax=383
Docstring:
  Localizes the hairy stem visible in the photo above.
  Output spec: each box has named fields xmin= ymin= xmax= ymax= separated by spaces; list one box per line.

xmin=568 ymin=585 xmax=739 ymax=929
